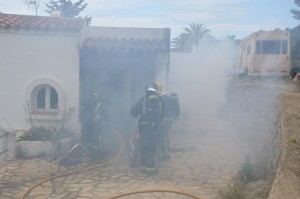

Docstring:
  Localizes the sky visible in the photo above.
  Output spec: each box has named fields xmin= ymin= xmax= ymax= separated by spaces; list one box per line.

xmin=0 ymin=0 xmax=299 ymax=40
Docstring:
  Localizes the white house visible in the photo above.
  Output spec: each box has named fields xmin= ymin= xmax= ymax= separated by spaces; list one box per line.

xmin=0 ymin=13 xmax=171 ymax=140
xmin=0 ymin=13 xmax=85 ymax=134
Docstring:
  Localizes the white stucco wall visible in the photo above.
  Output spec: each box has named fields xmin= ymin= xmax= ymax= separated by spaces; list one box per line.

xmin=0 ymin=31 xmax=81 ymax=133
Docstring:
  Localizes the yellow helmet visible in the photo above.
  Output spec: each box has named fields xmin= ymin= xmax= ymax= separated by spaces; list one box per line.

xmin=155 ymin=82 xmax=163 ymax=93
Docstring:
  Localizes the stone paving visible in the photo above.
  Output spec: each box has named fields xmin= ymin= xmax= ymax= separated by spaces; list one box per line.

xmin=0 ymin=120 xmax=252 ymax=199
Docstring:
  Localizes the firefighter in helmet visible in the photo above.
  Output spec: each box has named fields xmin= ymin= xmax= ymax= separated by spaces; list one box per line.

xmin=131 ymin=83 xmax=164 ymax=173
xmin=155 ymin=82 xmax=180 ymax=160
xmin=81 ymin=91 xmax=107 ymax=159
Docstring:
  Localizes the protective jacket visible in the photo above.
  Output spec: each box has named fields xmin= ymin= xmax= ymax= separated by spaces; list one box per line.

xmin=81 ymin=93 xmax=103 ymax=123
xmin=131 ymin=90 xmax=164 ymax=171
xmin=131 ymin=92 xmax=163 ymax=127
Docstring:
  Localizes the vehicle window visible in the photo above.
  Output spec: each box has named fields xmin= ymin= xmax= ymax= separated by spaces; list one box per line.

xmin=261 ymin=40 xmax=281 ymax=54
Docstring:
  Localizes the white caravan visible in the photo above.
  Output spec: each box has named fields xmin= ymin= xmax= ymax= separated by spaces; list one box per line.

xmin=237 ymin=30 xmax=290 ymax=76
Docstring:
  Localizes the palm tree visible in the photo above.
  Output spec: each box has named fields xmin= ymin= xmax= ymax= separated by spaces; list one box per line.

xmin=183 ymin=23 xmax=210 ymax=46
xmin=171 ymin=33 xmax=188 ymax=50
xmin=226 ymin=35 xmax=236 ymax=40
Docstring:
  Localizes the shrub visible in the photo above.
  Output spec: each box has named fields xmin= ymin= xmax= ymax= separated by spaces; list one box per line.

xmin=20 ymin=108 xmax=76 ymax=142
xmin=237 ymin=154 xmax=256 ymax=183
xmin=217 ymin=155 xmax=257 ymax=198
xmin=289 ymin=66 xmax=300 ymax=79
xmin=218 ymin=179 xmax=244 ymax=199
xmin=19 ymin=126 xmax=74 ymax=142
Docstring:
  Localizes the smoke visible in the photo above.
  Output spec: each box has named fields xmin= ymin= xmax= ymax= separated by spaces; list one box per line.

xmin=167 ymin=37 xmax=283 ymax=179
xmin=167 ymin=36 xmax=285 ymax=171
xmin=169 ymin=38 xmax=237 ymax=128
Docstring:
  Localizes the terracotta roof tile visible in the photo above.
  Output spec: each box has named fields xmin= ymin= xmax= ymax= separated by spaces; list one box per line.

xmin=81 ymin=37 xmax=168 ymax=52
xmin=0 ymin=13 xmax=85 ymax=32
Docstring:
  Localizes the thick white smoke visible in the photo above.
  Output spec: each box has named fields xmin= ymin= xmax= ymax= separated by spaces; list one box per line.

xmin=168 ymin=38 xmax=237 ymax=128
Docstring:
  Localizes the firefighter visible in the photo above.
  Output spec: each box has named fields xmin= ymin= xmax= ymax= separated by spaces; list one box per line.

xmin=155 ymin=82 xmax=180 ymax=161
xmin=131 ymin=84 xmax=164 ymax=173
xmin=81 ymin=92 xmax=107 ymax=159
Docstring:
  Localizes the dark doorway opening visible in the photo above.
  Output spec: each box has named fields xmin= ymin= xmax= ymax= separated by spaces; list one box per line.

xmin=80 ymin=48 xmax=156 ymax=148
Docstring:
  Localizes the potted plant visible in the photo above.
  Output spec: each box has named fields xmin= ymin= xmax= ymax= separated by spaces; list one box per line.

xmin=16 ymin=109 xmax=78 ymax=159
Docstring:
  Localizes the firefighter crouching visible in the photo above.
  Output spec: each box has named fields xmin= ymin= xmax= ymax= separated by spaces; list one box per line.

xmin=131 ymin=84 xmax=164 ymax=174
xmin=155 ymin=82 xmax=180 ymax=161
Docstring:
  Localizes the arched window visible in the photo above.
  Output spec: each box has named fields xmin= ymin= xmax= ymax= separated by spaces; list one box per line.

xmin=32 ymin=84 xmax=58 ymax=113
xmin=25 ymin=78 xmax=65 ymax=119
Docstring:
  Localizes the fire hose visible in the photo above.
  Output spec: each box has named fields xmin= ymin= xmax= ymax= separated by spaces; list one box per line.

xmin=21 ymin=128 xmax=202 ymax=199
xmin=108 ymin=189 xmax=201 ymax=199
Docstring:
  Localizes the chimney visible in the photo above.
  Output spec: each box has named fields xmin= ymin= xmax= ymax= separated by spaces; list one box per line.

xmin=51 ymin=10 xmax=61 ymax=17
